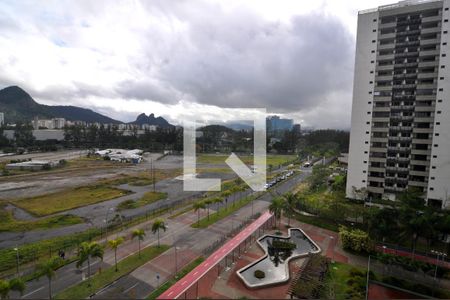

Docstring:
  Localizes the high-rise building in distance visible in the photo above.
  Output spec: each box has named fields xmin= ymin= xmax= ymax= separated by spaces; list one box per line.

xmin=346 ymin=0 xmax=450 ymax=209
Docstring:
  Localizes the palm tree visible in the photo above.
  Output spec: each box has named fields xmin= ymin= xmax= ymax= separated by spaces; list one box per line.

xmin=282 ymin=193 xmax=297 ymax=227
xmin=152 ymin=219 xmax=167 ymax=247
xmin=76 ymin=242 xmax=104 ymax=283
xmin=269 ymin=197 xmax=284 ymax=229
xmin=193 ymin=201 xmax=206 ymax=226
xmin=204 ymin=199 xmax=213 ymax=220
xmin=132 ymin=228 xmax=146 ymax=258
xmin=0 ymin=280 xmax=10 ymax=300
xmin=0 ymin=278 xmax=26 ymax=300
xmin=35 ymin=257 xmax=62 ymax=299
xmin=9 ymin=278 xmax=25 ymax=298
xmin=108 ymin=237 xmax=124 ymax=272
xmin=212 ymin=197 xmax=223 ymax=213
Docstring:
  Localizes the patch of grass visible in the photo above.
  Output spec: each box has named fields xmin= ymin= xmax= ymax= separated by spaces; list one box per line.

xmin=117 ymin=192 xmax=167 ymax=210
xmin=293 ymin=212 xmax=339 ymax=232
xmin=326 ymin=262 xmax=365 ymax=300
xmin=102 ymin=169 xmax=181 ymax=187
xmin=168 ymin=206 xmax=193 ymax=219
xmin=147 ymin=257 xmax=204 ymax=299
xmin=13 ymin=185 xmax=131 ymax=216
xmin=0 ymin=207 xmax=83 ymax=232
xmin=191 ymin=193 xmax=261 ymax=228
xmin=55 ymin=245 xmax=170 ymax=299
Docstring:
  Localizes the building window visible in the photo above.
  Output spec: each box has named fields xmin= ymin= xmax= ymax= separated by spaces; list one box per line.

xmin=369 ymin=81 xmax=373 ymax=84
xmin=440 ymin=77 xmax=445 ymax=80
xmin=443 ymin=54 xmax=447 ymax=57
xmin=443 ymin=42 xmax=448 ymax=46
xmin=436 ymin=122 xmax=441 ymax=125
xmin=365 ymin=141 xmax=369 ymax=144
xmin=370 ymin=70 xmax=374 ymax=73
xmin=362 ymin=180 xmax=366 ymax=183
xmin=372 ymin=40 xmax=376 ymax=43
xmin=444 ymin=31 xmax=448 ymax=34
xmin=431 ymin=177 xmax=435 ymax=180
xmin=371 ymin=50 xmax=375 ymax=53
xmin=439 ymin=88 xmax=443 ymax=91
xmin=438 ymin=99 xmax=443 ymax=102
xmin=369 ymin=91 xmax=373 ymax=94
xmin=442 ymin=65 xmax=446 ymax=68
xmin=435 ymin=133 xmax=440 ymax=136
xmin=433 ymin=155 xmax=437 ymax=158
xmin=367 ymin=112 xmax=371 ymax=114
xmin=366 ymin=121 xmax=370 ymax=124
xmin=364 ymin=161 xmax=367 ymax=164
xmin=373 ymin=19 xmax=377 ymax=22
xmin=368 ymin=101 xmax=372 ymax=104
xmin=364 ymin=151 xmax=368 ymax=154
xmin=434 ymin=144 xmax=438 ymax=147
xmin=437 ymin=111 xmax=442 ymax=114
xmin=430 ymin=187 xmax=434 ymax=191
xmin=366 ymin=131 xmax=369 ymax=134
xmin=372 ymin=29 xmax=376 ymax=32
xmin=432 ymin=166 xmax=436 ymax=169
xmin=446 ymin=7 xmax=449 ymax=11
xmin=363 ymin=170 xmax=367 ymax=173
xmin=445 ymin=19 xmax=449 ymax=22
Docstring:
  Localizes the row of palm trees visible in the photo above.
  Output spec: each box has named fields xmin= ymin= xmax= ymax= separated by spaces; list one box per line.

xmin=0 ymin=219 xmax=168 ymax=299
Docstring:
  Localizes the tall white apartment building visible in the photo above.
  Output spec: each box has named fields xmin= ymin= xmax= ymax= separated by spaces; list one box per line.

xmin=346 ymin=0 xmax=450 ymax=209
xmin=0 ymin=112 xmax=4 ymax=126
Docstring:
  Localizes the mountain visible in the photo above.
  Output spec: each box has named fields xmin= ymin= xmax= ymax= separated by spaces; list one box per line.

xmin=129 ymin=113 xmax=173 ymax=128
xmin=0 ymin=86 xmax=121 ymax=124
xmin=198 ymin=124 xmax=235 ymax=133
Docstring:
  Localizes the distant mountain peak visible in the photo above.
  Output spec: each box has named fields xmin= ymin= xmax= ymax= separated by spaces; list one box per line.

xmin=0 ymin=85 xmax=121 ymax=124
xmin=129 ymin=113 xmax=172 ymax=128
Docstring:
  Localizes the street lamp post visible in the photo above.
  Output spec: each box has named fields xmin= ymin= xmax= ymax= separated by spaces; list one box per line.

xmin=13 ymin=246 xmax=19 ymax=276
xmin=175 ymin=246 xmax=180 ymax=275
xmin=431 ymin=250 xmax=447 ymax=281
xmin=330 ymin=236 xmax=335 ymax=263
xmin=104 ymin=207 xmax=115 ymax=242
xmin=382 ymin=245 xmax=387 ymax=254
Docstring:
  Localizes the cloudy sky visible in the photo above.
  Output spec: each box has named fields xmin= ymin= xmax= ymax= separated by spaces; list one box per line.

xmin=0 ymin=0 xmax=395 ymax=129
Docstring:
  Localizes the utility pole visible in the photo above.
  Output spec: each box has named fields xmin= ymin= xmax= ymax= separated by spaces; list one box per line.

xmin=365 ymin=255 xmax=371 ymax=300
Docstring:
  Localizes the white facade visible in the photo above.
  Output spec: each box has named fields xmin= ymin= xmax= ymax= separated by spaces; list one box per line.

xmin=346 ymin=10 xmax=379 ymax=199
xmin=0 ymin=112 xmax=4 ymax=126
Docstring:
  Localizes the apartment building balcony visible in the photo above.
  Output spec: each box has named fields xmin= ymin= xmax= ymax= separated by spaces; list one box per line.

xmin=370 ymin=146 xmax=388 ymax=153
xmin=393 ymin=62 xmax=419 ymax=68
xmin=396 ymin=29 xmax=421 ymax=36
xmin=415 ymin=105 xmax=435 ymax=112
xmin=373 ymin=106 xmax=391 ymax=112
xmin=387 ymin=146 xmax=411 ymax=153
xmin=394 ymin=51 xmax=419 ymax=59
xmin=372 ymin=127 xmax=389 ymax=133
xmin=376 ymin=74 xmax=394 ymax=81
xmin=390 ymin=115 xmax=414 ymax=122
xmin=368 ymin=176 xmax=385 ymax=183
xmin=414 ymin=117 xmax=434 ymax=123
xmin=388 ymin=136 xmax=412 ymax=142
xmin=408 ymin=180 xmax=428 ymax=187
xmin=384 ymin=186 xmax=406 ymax=193
xmin=378 ymin=53 xmax=395 ymax=61
xmin=387 ymin=156 xmax=410 ymax=163
xmin=415 ymin=94 xmax=436 ymax=101
xmin=410 ymin=159 xmax=429 ymax=166
xmin=368 ymin=166 xmax=386 ymax=173
xmin=420 ymin=27 xmax=441 ymax=35
xmin=397 ymin=19 xmax=421 ymax=26
xmin=412 ymin=137 xmax=432 ymax=144
xmin=385 ymin=165 xmax=410 ymax=172
xmin=371 ymin=137 xmax=388 ymax=143
xmin=421 ymin=15 xmax=442 ymax=23
xmin=377 ymin=64 xmax=395 ymax=71
xmin=417 ymin=72 xmax=438 ymax=79
xmin=375 ymin=85 xmax=393 ymax=91
xmin=379 ymin=43 xmax=395 ymax=51
xmin=420 ymin=39 xmax=440 ymax=46
xmin=392 ymin=94 xmax=415 ymax=101
xmin=396 ymin=40 xmax=420 ymax=47
xmin=409 ymin=170 xmax=429 ymax=177
xmin=389 ymin=126 xmax=412 ymax=132
xmin=416 ymin=83 xmax=437 ymax=89
xmin=393 ymin=72 xmax=418 ymax=79
xmin=367 ymin=186 xmax=385 ymax=194
xmin=380 ymin=32 xmax=396 ymax=39
xmin=392 ymin=83 xmax=417 ymax=89
xmin=374 ymin=95 xmax=392 ymax=101
xmin=379 ymin=21 xmax=396 ymax=30
xmin=411 ymin=148 xmax=431 ymax=155
xmin=419 ymin=49 xmax=440 ymax=56
xmin=369 ymin=157 xmax=386 ymax=163
xmin=391 ymin=105 xmax=415 ymax=111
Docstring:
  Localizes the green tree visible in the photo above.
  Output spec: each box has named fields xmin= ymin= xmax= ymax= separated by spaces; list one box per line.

xmin=108 ymin=237 xmax=124 ymax=272
xmin=204 ymin=199 xmax=213 ymax=220
xmin=35 ymin=257 xmax=62 ymax=299
xmin=76 ymin=242 xmax=104 ymax=282
xmin=8 ymin=278 xmax=25 ymax=298
xmin=212 ymin=197 xmax=223 ymax=213
xmin=132 ymin=229 xmax=146 ymax=258
xmin=193 ymin=201 xmax=206 ymax=226
xmin=339 ymin=226 xmax=372 ymax=253
xmin=152 ymin=219 xmax=167 ymax=247
xmin=0 ymin=280 xmax=10 ymax=300
xmin=269 ymin=197 xmax=284 ymax=228
xmin=282 ymin=193 xmax=297 ymax=227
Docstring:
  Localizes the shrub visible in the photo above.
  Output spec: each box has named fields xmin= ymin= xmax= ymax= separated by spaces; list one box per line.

xmin=254 ymin=270 xmax=265 ymax=279
xmin=339 ymin=226 xmax=373 ymax=253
